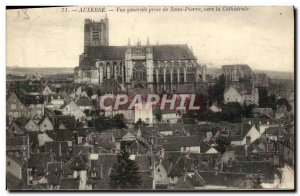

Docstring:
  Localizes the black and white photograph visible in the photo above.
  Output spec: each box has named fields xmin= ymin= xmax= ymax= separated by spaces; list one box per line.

xmin=5 ymin=6 xmax=295 ymax=191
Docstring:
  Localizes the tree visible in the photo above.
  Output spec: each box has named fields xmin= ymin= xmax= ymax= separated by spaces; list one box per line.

xmin=208 ymin=74 xmax=226 ymax=105
xmin=87 ymin=87 xmax=93 ymax=98
xmin=241 ymin=103 xmax=255 ymax=118
xmin=277 ymin=98 xmax=292 ymax=112
xmin=113 ymin=114 xmax=127 ymax=129
xmin=153 ymin=109 xmax=162 ymax=122
xmin=216 ymin=136 xmax=231 ymax=154
xmin=135 ymin=118 xmax=147 ymax=127
xmin=109 ymin=150 xmax=142 ymax=189
xmin=222 ymin=102 xmax=243 ymax=123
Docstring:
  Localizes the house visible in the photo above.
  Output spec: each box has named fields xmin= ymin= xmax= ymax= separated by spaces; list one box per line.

xmin=264 ymin=126 xmax=286 ymax=142
xmin=27 ymin=152 xmax=53 ymax=181
xmin=76 ymin=96 xmax=93 ymax=112
xmin=46 ymin=162 xmax=63 ymax=189
xmin=41 ymin=85 xmax=53 ymax=96
xmin=156 ymin=136 xmax=201 ymax=154
xmin=6 ymin=92 xmax=31 ymax=118
xmin=25 ymin=118 xmax=40 ymax=132
xmin=49 ymin=115 xmax=77 ymax=130
xmin=7 ymin=118 xmax=27 ymax=137
xmin=231 ymin=124 xmax=261 ymax=147
xmin=22 ymin=95 xmax=45 ymax=117
xmin=47 ymin=93 xmax=65 ymax=109
xmin=7 ymin=154 xmax=24 ymax=181
xmin=191 ymin=171 xmax=246 ymax=190
xmin=155 ymin=122 xmax=186 ymax=136
xmin=45 ymin=141 xmax=72 ymax=162
xmin=173 ymin=172 xmax=206 ymax=190
xmin=134 ymin=103 xmax=153 ymax=124
xmin=64 ymin=151 xmax=89 ymax=190
xmin=160 ymin=109 xmax=180 ymax=123
xmin=199 ymin=141 xmax=218 ymax=154
xmin=7 ymin=136 xmax=30 ymax=164
xmin=37 ymin=132 xmax=54 ymax=147
xmin=62 ymin=101 xmax=86 ymax=121
xmin=6 ymin=155 xmax=24 ymax=190
xmin=38 ymin=116 xmax=54 ymax=132
xmin=223 ymin=83 xmax=259 ymax=105
xmin=253 ymin=107 xmax=274 ymax=118
xmin=154 ymin=152 xmax=221 ymax=188
xmin=87 ymin=132 xmax=116 ymax=153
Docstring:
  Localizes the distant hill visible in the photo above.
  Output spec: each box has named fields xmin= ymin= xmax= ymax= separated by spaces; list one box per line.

xmin=6 ymin=66 xmax=294 ymax=80
xmin=207 ymin=67 xmax=294 ymax=80
xmin=6 ymin=67 xmax=74 ymax=75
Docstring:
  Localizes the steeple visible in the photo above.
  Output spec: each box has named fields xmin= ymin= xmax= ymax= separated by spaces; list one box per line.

xmin=147 ymin=37 xmax=150 ymax=46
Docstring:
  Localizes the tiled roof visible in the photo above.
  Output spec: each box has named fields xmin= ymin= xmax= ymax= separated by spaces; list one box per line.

xmin=87 ymin=132 xmax=116 ymax=150
xmin=44 ymin=141 xmax=71 ymax=162
xmin=49 ymin=115 xmax=77 ymax=130
xmin=197 ymin=171 xmax=246 ymax=187
xmin=174 ymin=172 xmax=206 ymax=189
xmin=76 ymin=96 xmax=92 ymax=107
xmin=65 ymin=151 xmax=88 ymax=171
xmin=46 ymin=129 xmax=74 ymax=142
xmin=7 ymin=136 xmax=28 ymax=146
xmin=231 ymin=161 xmax=275 ymax=180
xmin=46 ymin=162 xmax=63 ymax=185
xmin=156 ymin=136 xmax=201 ymax=151
xmin=60 ymin=178 xmax=79 ymax=190
xmin=28 ymin=153 xmax=52 ymax=175
xmin=81 ymin=44 xmax=195 ymax=63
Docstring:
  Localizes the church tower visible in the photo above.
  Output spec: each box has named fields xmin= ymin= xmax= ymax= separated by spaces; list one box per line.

xmin=84 ymin=15 xmax=109 ymax=48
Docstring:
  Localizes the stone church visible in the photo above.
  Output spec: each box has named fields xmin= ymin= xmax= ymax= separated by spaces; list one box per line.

xmin=74 ymin=16 xmax=207 ymax=93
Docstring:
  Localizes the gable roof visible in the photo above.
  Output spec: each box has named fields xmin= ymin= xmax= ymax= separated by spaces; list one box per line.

xmin=156 ymin=136 xmax=201 ymax=151
xmin=174 ymin=172 xmax=206 ymax=189
xmin=65 ymin=151 xmax=88 ymax=171
xmin=49 ymin=115 xmax=77 ymax=130
xmin=76 ymin=96 xmax=92 ymax=107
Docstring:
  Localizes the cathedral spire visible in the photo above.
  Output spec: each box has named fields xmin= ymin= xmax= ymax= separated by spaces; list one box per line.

xmin=147 ymin=37 xmax=150 ymax=46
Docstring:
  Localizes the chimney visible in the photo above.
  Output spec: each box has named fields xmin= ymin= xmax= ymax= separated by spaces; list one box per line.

xmin=59 ymin=142 xmax=62 ymax=157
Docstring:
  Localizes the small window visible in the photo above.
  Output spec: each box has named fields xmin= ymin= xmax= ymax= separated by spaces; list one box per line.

xmin=7 ymin=161 xmax=11 ymax=166
xmin=157 ymin=168 xmax=160 ymax=173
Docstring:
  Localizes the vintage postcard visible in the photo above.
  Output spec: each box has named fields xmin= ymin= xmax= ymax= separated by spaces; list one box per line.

xmin=6 ymin=6 xmax=294 ymax=191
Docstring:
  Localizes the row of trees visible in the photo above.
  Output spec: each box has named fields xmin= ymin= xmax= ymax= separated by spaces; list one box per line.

xmin=92 ymin=114 xmax=127 ymax=131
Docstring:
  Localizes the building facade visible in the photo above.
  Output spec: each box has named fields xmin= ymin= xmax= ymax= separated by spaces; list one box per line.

xmin=222 ymin=64 xmax=269 ymax=87
xmin=74 ymin=17 xmax=207 ymax=93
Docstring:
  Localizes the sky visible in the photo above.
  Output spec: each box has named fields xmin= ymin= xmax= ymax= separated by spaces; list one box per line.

xmin=6 ymin=6 xmax=294 ymax=72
